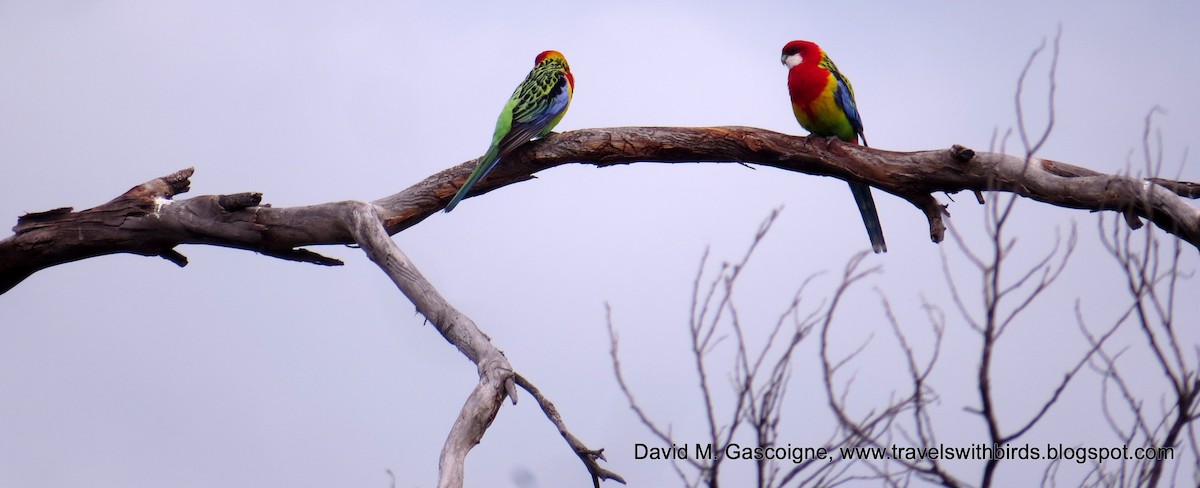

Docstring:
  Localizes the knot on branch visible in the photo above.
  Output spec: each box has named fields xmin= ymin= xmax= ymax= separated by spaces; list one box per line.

xmin=951 ymin=145 xmax=976 ymax=163
xmin=477 ymin=355 xmax=518 ymax=405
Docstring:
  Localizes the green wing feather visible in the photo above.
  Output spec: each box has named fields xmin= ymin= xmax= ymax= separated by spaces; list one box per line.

xmin=445 ymin=57 xmax=571 ymax=212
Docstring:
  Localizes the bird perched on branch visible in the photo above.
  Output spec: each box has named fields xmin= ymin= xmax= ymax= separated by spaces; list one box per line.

xmin=781 ymin=40 xmax=887 ymax=253
xmin=445 ymin=50 xmax=574 ymax=212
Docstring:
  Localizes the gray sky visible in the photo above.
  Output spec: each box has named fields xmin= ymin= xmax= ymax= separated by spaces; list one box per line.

xmin=2 ymin=1 xmax=1199 ymax=486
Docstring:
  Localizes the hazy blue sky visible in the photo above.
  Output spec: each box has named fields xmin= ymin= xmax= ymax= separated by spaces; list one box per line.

xmin=2 ymin=1 xmax=1198 ymax=486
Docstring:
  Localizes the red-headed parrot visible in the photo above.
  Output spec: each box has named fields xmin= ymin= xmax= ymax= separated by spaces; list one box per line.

xmin=445 ymin=50 xmax=574 ymax=212
xmin=782 ymin=40 xmax=887 ymax=253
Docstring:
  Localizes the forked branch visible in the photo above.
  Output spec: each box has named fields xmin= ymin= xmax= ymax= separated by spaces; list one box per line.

xmin=3 ymin=126 xmax=1197 ymax=294
xmin=346 ymin=201 xmax=619 ymax=488
xmin=2 ymin=125 xmax=1195 ymax=486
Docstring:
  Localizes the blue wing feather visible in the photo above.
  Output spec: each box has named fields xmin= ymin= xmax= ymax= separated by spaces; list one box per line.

xmin=831 ymin=77 xmax=884 ymax=251
xmin=830 ymin=72 xmax=867 ymax=146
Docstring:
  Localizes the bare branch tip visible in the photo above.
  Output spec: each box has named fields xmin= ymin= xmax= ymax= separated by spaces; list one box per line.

xmin=1123 ymin=210 xmax=1145 ymax=231
xmin=161 ymin=167 xmax=195 ymax=195
xmin=505 ymin=377 xmax=518 ymax=405
xmin=262 ymin=248 xmax=344 ymax=266
xmin=159 ymin=249 xmax=188 ymax=267
xmin=914 ymin=195 xmax=949 ymax=244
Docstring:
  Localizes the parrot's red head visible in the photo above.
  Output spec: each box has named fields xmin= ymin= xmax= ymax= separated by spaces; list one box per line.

xmin=781 ymin=40 xmax=821 ymax=69
xmin=535 ymin=50 xmax=567 ymax=66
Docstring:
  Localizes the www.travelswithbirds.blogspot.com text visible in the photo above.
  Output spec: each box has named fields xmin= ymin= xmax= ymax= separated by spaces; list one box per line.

xmin=633 ymin=442 xmax=1174 ymax=465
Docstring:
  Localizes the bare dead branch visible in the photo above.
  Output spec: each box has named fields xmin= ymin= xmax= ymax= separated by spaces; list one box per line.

xmin=605 ymin=304 xmax=701 ymax=483
xmin=338 ymin=200 xmax=623 ymax=487
xmin=877 ymin=292 xmax=958 ymax=487
xmin=513 ymin=373 xmax=627 ymax=487
xmin=1093 ymin=207 xmax=1200 ymax=487
xmin=5 ymin=124 xmax=1200 ymax=294
xmin=1015 ymin=25 xmax=1060 ymax=158
xmin=345 ymin=202 xmax=523 ymax=487
xmin=2 ymin=117 xmax=1195 ymax=487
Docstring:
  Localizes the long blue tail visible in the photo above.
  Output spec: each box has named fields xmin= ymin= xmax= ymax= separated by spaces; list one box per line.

xmin=847 ymin=181 xmax=887 ymax=253
xmin=445 ymin=145 xmax=502 ymax=212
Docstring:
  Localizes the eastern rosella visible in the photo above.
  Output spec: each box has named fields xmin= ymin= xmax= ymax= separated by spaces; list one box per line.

xmin=444 ymin=50 xmax=574 ymax=212
xmin=781 ymin=40 xmax=887 ymax=253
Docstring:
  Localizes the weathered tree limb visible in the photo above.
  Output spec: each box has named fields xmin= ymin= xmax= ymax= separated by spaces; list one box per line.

xmin=4 ymin=127 xmax=1196 ymax=297
xmin=2 ymin=168 xmax=623 ymax=487
xmin=394 ymin=127 xmax=1199 ymax=249
xmin=2 ymin=125 xmax=1196 ymax=486
xmin=346 ymin=203 xmax=521 ymax=488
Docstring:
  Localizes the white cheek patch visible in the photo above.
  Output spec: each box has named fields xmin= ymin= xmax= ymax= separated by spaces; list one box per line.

xmin=783 ymin=53 xmax=803 ymax=68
